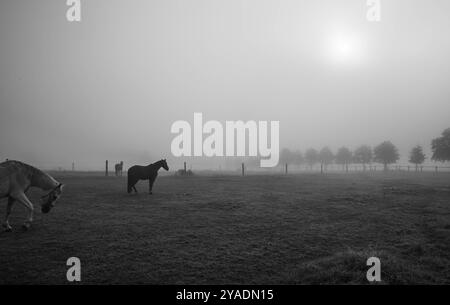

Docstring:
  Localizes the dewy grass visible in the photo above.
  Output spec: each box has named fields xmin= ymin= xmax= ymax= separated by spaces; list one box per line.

xmin=0 ymin=172 xmax=449 ymax=284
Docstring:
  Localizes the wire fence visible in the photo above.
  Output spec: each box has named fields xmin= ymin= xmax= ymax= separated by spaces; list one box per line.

xmin=44 ymin=160 xmax=450 ymax=176
xmin=279 ymin=163 xmax=450 ymax=173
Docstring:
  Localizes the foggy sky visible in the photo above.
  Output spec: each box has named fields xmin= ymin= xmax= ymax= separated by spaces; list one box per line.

xmin=1 ymin=0 xmax=449 ymax=170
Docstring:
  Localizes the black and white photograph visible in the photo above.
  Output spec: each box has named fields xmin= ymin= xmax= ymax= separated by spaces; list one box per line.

xmin=1 ymin=0 xmax=449 ymax=295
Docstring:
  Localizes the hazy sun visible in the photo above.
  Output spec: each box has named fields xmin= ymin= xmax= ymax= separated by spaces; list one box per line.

xmin=327 ymin=30 xmax=366 ymax=66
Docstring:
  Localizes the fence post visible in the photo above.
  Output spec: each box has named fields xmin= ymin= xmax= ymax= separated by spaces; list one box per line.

xmin=72 ymin=162 xmax=75 ymax=172
xmin=285 ymin=163 xmax=288 ymax=175
xmin=435 ymin=166 xmax=438 ymax=173
xmin=420 ymin=166 xmax=423 ymax=172
xmin=184 ymin=162 xmax=187 ymax=173
xmin=242 ymin=163 xmax=245 ymax=176
xmin=105 ymin=160 xmax=108 ymax=176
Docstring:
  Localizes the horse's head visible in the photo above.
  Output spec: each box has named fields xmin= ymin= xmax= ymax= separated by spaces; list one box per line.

xmin=161 ymin=159 xmax=169 ymax=171
xmin=41 ymin=183 xmax=64 ymax=214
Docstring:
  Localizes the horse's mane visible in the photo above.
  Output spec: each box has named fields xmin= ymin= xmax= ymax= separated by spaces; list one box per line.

xmin=150 ymin=160 xmax=164 ymax=166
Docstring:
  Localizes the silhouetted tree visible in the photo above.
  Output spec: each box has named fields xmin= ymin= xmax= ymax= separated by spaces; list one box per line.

xmin=319 ymin=147 xmax=334 ymax=173
xmin=293 ymin=150 xmax=304 ymax=167
xmin=431 ymin=128 xmax=450 ymax=162
xmin=409 ymin=145 xmax=426 ymax=171
xmin=280 ymin=148 xmax=295 ymax=166
xmin=335 ymin=147 xmax=352 ymax=172
xmin=305 ymin=148 xmax=318 ymax=170
xmin=353 ymin=145 xmax=372 ymax=171
xmin=374 ymin=141 xmax=399 ymax=171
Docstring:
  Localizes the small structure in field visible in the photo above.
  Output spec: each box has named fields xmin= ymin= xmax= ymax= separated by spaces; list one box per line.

xmin=175 ymin=169 xmax=194 ymax=176
xmin=175 ymin=162 xmax=194 ymax=176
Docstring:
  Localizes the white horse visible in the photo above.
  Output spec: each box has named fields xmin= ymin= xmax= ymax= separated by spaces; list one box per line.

xmin=115 ymin=161 xmax=124 ymax=176
xmin=0 ymin=160 xmax=64 ymax=231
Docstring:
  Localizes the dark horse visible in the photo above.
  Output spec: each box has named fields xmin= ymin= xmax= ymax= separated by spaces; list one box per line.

xmin=127 ymin=159 xmax=169 ymax=194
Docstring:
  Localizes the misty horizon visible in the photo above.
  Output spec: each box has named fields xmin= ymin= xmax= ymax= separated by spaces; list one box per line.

xmin=1 ymin=0 xmax=449 ymax=170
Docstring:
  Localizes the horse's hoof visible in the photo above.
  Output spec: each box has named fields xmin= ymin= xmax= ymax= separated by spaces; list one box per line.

xmin=22 ymin=224 xmax=30 ymax=231
xmin=149 ymin=192 xmax=153 ymax=195
xmin=3 ymin=226 xmax=12 ymax=232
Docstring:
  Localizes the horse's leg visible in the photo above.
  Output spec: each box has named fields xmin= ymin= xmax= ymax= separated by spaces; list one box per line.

xmin=2 ymin=197 xmax=14 ymax=232
xmin=128 ymin=178 xmax=138 ymax=193
xmin=149 ymin=178 xmax=154 ymax=194
xmin=13 ymin=192 xmax=34 ymax=230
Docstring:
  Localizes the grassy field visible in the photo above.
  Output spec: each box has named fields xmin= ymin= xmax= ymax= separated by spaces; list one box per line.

xmin=1 ymin=171 xmax=449 ymax=284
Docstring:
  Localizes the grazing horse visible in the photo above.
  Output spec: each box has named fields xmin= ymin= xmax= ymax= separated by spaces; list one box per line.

xmin=115 ymin=161 xmax=124 ymax=176
xmin=127 ymin=159 xmax=169 ymax=194
xmin=0 ymin=160 xmax=64 ymax=231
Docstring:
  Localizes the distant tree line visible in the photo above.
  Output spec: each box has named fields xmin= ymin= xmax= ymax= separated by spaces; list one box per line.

xmin=279 ymin=128 xmax=450 ymax=172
